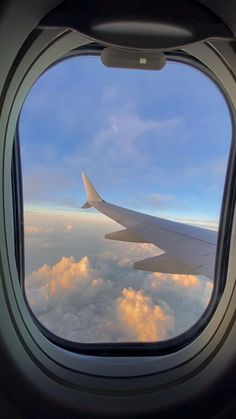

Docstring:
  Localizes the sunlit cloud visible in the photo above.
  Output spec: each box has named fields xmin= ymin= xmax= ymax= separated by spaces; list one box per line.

xmin=26 ymin=256 xmax=175 ymax=342
xmin=25 ymin=226 xmax=41 ymax=234
xmin=25 ymin=251 xmax=213 ymax=343
xmin=26 ymin=256 xmax=113 ymax=316
xmin=117 ymin=287 xmax=174 ymax=342
xmin=201 ymin=280 xmax=213 ymax=306
xmin=27 ymin=256 xmax=93 ymax=295
xmin=65 ymin=224 xmax=73 ymax=232
xmin=25 ymin=225 xmax=55 ymax=235
xmin=153 ymin=272 xmax=199 ymax=287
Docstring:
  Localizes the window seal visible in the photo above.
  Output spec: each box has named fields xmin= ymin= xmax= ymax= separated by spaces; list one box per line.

xmin=11 ymin=118 xmax=25 ymax=287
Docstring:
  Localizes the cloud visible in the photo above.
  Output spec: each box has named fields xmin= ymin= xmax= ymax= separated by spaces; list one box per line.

xmin=152 ymin=272 xmax=199 ymax=287
xmin=117 ymin=287 xmax=174 ymax=342
xmin=21 ymin=108 xmax=185 ymax=210
xmin=25 ymin=226 xmax=41 ymax=234
xmin=25 ymin=256 xmax=112 ymax=311
xmin=25 ymin=247 xmax=213 ymax=343
xmin=145 ymin=272 xmax=212 ymax=335
xmin=24 ymin=213 xmax=213 ymax=341
xmin=182 ymin=157 xmax=228 ymax=180
xmin=26 ymin=255 xmax=175 ymax=342
xmin=25 ymin=225 xmax=54 ymax=235
xmin=117 ymin=242 xmax=159 ymax=267
xmin=92 ymin=113 xmax=180 ymax=151
xmin=169 ymin=217 xmax=218 ymax=231
xmin=91 ymin=114 xmax=183 ymax=185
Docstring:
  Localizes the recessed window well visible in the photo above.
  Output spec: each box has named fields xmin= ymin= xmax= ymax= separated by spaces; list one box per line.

xmin=18 ymin=54 xmax=232 ymax=346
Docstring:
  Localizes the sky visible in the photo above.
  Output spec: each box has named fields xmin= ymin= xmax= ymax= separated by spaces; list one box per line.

xmin=20 ymin=55 xmax=232 ymax=344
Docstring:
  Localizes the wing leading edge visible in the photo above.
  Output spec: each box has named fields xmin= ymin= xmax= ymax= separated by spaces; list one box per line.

xmin=81 ymin=173 xmax=217 ymax=280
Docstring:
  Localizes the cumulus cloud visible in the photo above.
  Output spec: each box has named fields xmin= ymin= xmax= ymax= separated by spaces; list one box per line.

xmin=24 ymin=214 xmax=213 ymax=342
xmin=25 ymin=246 xmax=213 ymax=343
xmin=145 ymin=272 xmax=212 ymax=335
xmin=117 ymin=287 xmax=174 ymax=342
xmin=26 ymin=256 xmax=124 ymax=342
xmin=26 ymin=256 xmax=112 ymax=313
xmin=26 ymin=255 xmax=175 ymax=342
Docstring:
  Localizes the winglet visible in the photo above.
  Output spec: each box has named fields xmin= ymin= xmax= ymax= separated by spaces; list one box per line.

xmin=81 ymin=173 xmax=103 ymax=208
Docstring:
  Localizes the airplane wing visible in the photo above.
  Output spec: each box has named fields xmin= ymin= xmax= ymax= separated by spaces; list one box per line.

xmin=81 ymin=173 xmax=217 ymax=280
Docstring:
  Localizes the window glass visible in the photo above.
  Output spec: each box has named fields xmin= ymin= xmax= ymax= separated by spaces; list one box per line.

xmin=19 ymin=56 xmax=231 ymax=343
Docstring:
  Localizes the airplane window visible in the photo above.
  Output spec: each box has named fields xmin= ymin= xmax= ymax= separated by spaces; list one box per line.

xmin=18 ymin=54 xmax=232 ymax=346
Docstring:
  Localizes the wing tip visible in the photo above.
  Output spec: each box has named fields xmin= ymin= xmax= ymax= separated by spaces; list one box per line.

xmin=81 ymin=172 xmax=103 ymax=205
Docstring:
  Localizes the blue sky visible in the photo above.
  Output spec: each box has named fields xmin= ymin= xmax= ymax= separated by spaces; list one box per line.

xmin=20 ymin=56 xmax=232 ymax=222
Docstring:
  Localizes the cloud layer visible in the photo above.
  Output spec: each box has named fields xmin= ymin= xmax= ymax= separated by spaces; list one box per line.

xmin=25 ymin=247 xmax=212 ymax=343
